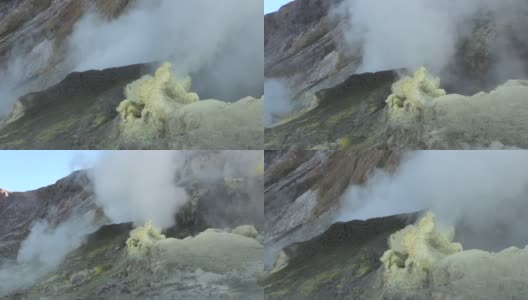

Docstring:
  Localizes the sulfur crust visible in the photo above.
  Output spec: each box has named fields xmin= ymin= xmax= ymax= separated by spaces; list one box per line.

xmin=381 ymin=212 xmax=462 ymax=289
xmin=116 ymin=62 xmax=263 ymax=149
xmin=386 ymin=67 xmax=446 ymax=124
xmin=381 ymin=212 xmax=528 ymax=298
xmin=126 ymin=220 xmax=166 ymax=257
xmin=167 ymin=96 xmax=263 ymax=149
xmin=125 ymin=221 xmax=263 ymax=274
xmin=386 ymin=67 xmax=528 ymax=148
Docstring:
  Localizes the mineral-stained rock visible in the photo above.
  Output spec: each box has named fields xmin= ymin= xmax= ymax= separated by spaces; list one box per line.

xmin=0 ymin=0 xmax=136 ymax=98
xmin=265 ymin=213 xmax=416 ymax=300
xmin=0 ymin=63 xmax=149 ymax=149
xmin=265 ymin=70 xmax=398 ymax=149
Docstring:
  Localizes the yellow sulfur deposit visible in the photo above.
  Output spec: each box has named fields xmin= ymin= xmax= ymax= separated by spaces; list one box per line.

xmin=255 ymin=158 xmax=264 ymax=176
xmin=124 ymin=223 xmax=263 ymax=275
xmin=232 ymin=225 xmax=259 ymax=239
xmin=116 ymin=62 xmax=199 ymax=143
xmin=386 ymin=67 xmax=446 ymax=123
xmin=118 ymin=62 xmax=199 ymax=122
xmin=381 ymin=212 xmax=528 ymax=298
xmin=271 ymin=250 xmax=289 ymax=273
xmin=116 ymin=62 xmax=263 ymax=149
xmin=380 ymin=212 xmax=462 ymax=289
xmin=126 ymin=220 xmax=166 ymax=257
xmin=385 ymin=67 xmax=528 ymax=148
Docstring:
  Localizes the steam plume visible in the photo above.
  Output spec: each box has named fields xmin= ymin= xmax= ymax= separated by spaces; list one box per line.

xmin=338 ymin=151 xmax=528 ymax=250
xmin=90 ymin=151 xmax=188 ymax=229
xmin=339 ymin=0 xmax=528 ymax=81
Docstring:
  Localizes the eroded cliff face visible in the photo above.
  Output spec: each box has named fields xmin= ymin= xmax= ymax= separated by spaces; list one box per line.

xmin=0 ymin=171 xmax=94 ymax=260
xmin=265 ymin=0 xmax=354 ymax=97
xmin=0 ymin=0 xmax=136 ymax=102
xmin=265 ymin=213 xmax=416 ymax=300
xmin=264 ymin=150 xmax=400 ymax=270
xmin=265 ymin=0 xmax=396 ymax=147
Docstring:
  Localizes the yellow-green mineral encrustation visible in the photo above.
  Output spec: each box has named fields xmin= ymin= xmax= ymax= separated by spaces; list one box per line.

xmin=381 ymin=211 xmax=528 ymax=296
xmin=116 ymin=62 xmax=264 ymax=149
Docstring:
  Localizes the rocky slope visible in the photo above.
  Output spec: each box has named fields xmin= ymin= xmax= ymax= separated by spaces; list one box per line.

xmin=0 ymin=153 xmax=264 ymax=299
xmin=0 ymin=64 xmax=150 ymax=149
xmin=264 ymin=150 xmax=400 ymax=269
xmin=0 ymin=0 xmax=135 ymax=98
xmin=265 ymin=0 xmax=528 ymax=149
xmin=265 ymin=70 xmax=397 ymax=149
xmin=265 ymin=213 xmax=417 ymax=300
xmin=0 ymin=171 xmax=94 ymax=260
xmin=265 ymin=0 xmax=350 ymax=97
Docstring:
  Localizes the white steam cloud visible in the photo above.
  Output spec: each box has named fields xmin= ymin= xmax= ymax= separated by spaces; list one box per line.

xmin=340 ymin=0 xmax=528 ymax=78
xmin=264 ymin=79 xmax=294 ymax=127
xmin=91 ymin=151 xmax=188 ymax=229
xmin=0 ymin=39 xmax=54 ymax=116
xmin=338 ymin=151 xmax=528 ymax=250
xmin=0 ymin=0 xmax=262 ymax=117
xmin=0 ymin=211 xmax=97 ymax=296
xmin=69 ymin=0 xmax=263 ymax=100
xmin=70 ymin=1 xmax=261 ymax=72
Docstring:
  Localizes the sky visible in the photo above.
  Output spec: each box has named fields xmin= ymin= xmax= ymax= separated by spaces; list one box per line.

xmin=265 ymin=0 xmax=292 ymax=14
xmin=0 ymin=151 xmax=101 ymax=192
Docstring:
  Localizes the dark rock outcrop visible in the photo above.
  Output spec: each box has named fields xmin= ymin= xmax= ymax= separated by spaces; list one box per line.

xmin=265 ymin=0 xmax=355 ymax=96
xmin=265 ymin=213 xmax=418 ymax=300
xmin=0 ymin=0 xmax=135 ymax=81
xmin=265 ymin=70 xmax=398 ymax=149
xmin=0 ymin=63 xmax=150 ymax=149
xmin=0 ymin=171 xmax=94 ymax=259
